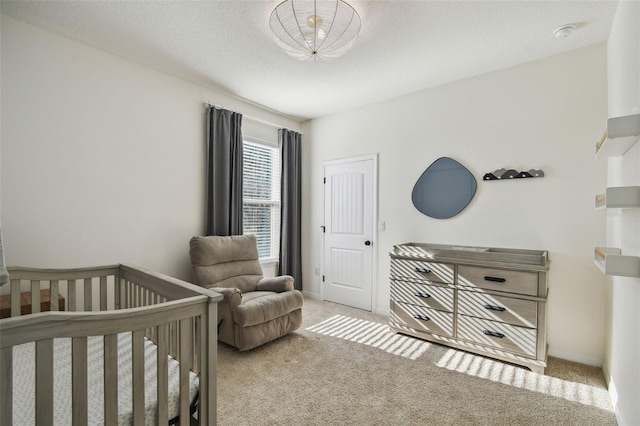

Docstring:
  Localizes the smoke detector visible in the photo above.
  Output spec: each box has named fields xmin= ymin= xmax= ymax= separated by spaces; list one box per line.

xmin=553 ymin=25 xmax=575 ymax=39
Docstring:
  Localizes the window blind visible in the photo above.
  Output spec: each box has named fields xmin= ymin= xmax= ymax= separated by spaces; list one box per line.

xmin=243 ymin=141 xmax=281 ymax=259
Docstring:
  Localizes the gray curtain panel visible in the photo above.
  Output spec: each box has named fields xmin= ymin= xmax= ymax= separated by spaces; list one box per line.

xmin=278 ymin=129 xmax=302 ymax=290
xmin=206 ymin=106 xmax=244 ymax=236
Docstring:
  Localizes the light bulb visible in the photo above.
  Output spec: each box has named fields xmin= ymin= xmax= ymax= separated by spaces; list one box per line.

xmin=307 ymin=15 xmax=323 ymax=29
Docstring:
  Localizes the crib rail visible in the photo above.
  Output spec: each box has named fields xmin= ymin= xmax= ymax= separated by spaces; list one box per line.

xmin=0 ymin=264 xmax=222 ymax=426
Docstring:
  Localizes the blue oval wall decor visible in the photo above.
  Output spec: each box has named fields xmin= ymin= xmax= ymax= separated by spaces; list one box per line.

xmin=411 ymin=157 xmax=477 ymax=219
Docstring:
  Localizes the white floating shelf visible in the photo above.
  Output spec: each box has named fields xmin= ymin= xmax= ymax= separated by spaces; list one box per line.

xmin=595 ymin=114 xmax=640 ymax=158
xmin=595 ymin=186 xmax=640 ymax=210
xmin=594 ymin=247 xmax=640 ymax=278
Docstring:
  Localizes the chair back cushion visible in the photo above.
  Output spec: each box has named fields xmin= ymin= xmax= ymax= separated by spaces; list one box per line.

xmin=189 ymin=235 xmax=263 ymax=293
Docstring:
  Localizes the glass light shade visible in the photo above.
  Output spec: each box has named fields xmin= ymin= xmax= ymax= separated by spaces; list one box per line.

xmin=269 ymin=0 xmax=361 ymax=62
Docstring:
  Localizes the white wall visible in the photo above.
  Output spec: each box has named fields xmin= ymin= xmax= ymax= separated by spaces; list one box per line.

xmin=304 ymin=44 xmax=608 ymax=365
xmin=0 ymin=16 xmax=300 ymax=282
xmin=603 ymin=1 xmax=640 ymax=424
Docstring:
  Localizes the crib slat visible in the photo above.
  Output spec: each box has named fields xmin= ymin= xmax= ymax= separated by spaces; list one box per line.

xmin=179 ymin=318 xmax=191 ymax=426
xmin=192 ymin=317 xmax=199 ymax=374
xmin=50 ymin=280 xmax=60 ymax=311
xmin=157 ymin=324 xmax=169 ymax=424
xmin=69 ymin=279 xmax=77 ymax=311
xmin=100 ymin=276 xmax=108 ymax=311
xmin=132 ymin=330 xmax=145 ymax=425
xmin=36 ymin=339 xmax=54 ymax=426
xmin=123 ymin=279 xmax=129 ymax=309
xmin=0 ymin=347 xmax=12 ymax=426
xmin=104 ymin=334 xmax=118 ymax=424
xmin=204 ymin=302 xmax=218 ymax=426
xmin=84 ymin=278 xmax=92 ymax=312
xmin=150 ymin=293 xmax=158 ymax=342
xmin=72 ymin=337 xmax=88 ymax=426
xmin=170 ymin=321 xmax=178 ymax=359
xmin=115 ymin=275 xmax=121 ymax=310
xmin=10 ymin=279 xmax=20 ymax=317
xmin=31 ymin=280 xmax=41 ymax=313
xmin=123 ymin=280 xmax=128 ymax=309
xmin=198 ymin=314 xmax=208 ymax=426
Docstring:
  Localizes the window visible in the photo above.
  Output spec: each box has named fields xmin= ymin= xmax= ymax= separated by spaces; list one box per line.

xmin=243 ymin=140 xmax=281 ymax=261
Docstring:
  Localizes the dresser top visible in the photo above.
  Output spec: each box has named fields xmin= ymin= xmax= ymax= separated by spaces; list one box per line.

xmin=391 ymin=242 xmax=550 ymax=270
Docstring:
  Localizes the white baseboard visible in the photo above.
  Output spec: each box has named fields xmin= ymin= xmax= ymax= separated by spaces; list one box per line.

xmin=547 ymin=347 xmax=602 ymax=367
xmin=302 ymin=291 xmax=321 ymax=300
xmin=602 ymin=362 xmax=628 ymax=426
xmin=302 ymin=294 xmax=390 ymax=317
xmin=374 ymin=307 xmax=389 ymax=317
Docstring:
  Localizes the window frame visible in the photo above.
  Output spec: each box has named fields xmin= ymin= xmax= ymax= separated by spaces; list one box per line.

xmin=242 ymin=136 xmax=281 ymax=264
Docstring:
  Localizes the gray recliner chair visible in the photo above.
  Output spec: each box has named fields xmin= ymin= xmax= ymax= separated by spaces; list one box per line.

xmin=189 ymin=234 xmax=303 ymax=351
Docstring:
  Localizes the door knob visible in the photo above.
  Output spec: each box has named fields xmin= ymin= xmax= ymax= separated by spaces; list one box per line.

xmin=364 ymin=240 xmax=372 ymax=246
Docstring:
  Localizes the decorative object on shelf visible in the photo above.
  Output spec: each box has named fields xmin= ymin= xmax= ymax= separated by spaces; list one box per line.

xmin=483 ymin=168 xmax=544 ymax=181
xmin=595 ymin=113 xmax=640 ymax=157
xmin=595 ymin=186 xmax=640 ymax=209
xmin=269 ymin=0 xmax=361 ymax=62
xmin=411 ymin=157 xmax=477 ymax=219
xmin=594 ymin=247 xmax=640 ymax=278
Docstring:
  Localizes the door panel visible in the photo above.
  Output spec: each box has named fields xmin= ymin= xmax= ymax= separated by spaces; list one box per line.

xmin=323 ymin=157 xmax=375 ymax=311
xmin=330 ymin=248 xmax=364 ymax=289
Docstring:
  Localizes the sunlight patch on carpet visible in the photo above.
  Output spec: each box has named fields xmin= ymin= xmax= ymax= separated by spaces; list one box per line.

xmin=436 ymin=349 xmax=613 ymax=411
xmin=306 ymin=315 xmax=431 ymax=360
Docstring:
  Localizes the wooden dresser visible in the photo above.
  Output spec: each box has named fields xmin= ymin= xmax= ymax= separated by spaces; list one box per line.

xmin=389 ymin=243 xmax=549 ymax=374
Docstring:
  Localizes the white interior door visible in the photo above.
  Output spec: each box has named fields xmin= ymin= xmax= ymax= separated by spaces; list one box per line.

xmin=323 ymin=155 xmax=376 ymax=311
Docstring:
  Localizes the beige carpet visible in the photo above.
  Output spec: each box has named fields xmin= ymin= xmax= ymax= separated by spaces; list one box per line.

xmin=217 ymin=298 xmax=616 ymax=425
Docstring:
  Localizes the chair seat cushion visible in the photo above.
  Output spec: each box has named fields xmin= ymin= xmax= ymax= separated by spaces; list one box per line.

xmin=233 ymin=290 xmax=304 ymax=327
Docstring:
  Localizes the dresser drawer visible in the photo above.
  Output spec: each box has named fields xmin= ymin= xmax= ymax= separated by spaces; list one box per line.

xmin=390 ymin=279 xmax=454 ymax=312
xmin=456 ymin=315 xmax=537 ymax=357
xmin=390 ymin=259 xmax=454 ymax=284
xmin=390 ymin=300 xmax=453 ymax=337
xmin=457 ymin=291 xmax=537 ymax=328
xmin=457 ymin=265 xmax=539 ymax=296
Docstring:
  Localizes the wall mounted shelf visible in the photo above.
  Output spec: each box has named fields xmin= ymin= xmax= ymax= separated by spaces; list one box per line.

xmin=595 ymin=186 xmax=640 ymax=209
xmin=595 ymin=113 xmax=640 ymax=158
xmin=594 ymin=247 xmax=640 ymax=278
xmin=483 ymin=168 xmax=544 ymax=181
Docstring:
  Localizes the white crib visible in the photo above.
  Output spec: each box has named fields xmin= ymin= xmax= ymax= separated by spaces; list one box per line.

xmin=0 ymin=263 xmax=222 ymax=425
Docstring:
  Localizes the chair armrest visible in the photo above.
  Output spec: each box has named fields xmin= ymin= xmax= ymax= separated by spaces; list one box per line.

xmin=212 ymin=287 xmax=242 ymax=309
xmin=256 ymin=275 xmax=294 ymax=293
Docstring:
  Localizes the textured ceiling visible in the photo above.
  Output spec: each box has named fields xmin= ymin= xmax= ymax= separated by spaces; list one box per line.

xmin=0 ymin=1 xmax=618 ymax=120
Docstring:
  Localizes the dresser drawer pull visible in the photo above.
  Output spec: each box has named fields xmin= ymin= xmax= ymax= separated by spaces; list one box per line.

xmin=484 ymin=276 xmax=506 ymax=283
xmin=483 ymin=329 xmax=505 ymax=339
xmin=414 ymin=291 xmax=431 ymax=299
xmin=415 ymin=267 xmax=432 ymax=274
xmin=413 ymin=314 xmax=430 ymax=322
xmin=483 ymin=304 xmax=506 ymax=312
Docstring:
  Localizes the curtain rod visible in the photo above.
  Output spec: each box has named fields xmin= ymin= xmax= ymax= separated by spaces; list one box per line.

xmin=204 ymin=102 xmax=303 ymax=135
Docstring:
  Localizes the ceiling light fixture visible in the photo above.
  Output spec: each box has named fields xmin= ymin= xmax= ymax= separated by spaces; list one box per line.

xmin=553 ymin=24 xmax=575 ymax=39
xmin=269 ymin=0 xmax=361 ymax=62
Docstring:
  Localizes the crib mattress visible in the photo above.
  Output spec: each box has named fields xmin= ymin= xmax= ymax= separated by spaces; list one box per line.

xmin=11 ymin=332 xmax=199 ymax=425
